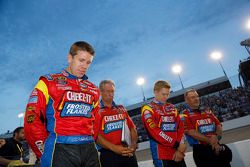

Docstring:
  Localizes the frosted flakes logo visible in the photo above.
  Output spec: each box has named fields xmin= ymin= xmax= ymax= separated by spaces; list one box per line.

xmin=198 ymin=124 xmax=215 ymax=134
xmin=61 ymin=102 xmax=93 ymax=118
xmin=161 ymin=123 xmax=176 ymax=132
xmin=104 ymin=120 xmax=124 ymax=134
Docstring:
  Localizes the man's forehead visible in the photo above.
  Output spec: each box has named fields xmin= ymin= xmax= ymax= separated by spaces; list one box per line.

xmin=187 ymin=91 xmax=199 ymax=97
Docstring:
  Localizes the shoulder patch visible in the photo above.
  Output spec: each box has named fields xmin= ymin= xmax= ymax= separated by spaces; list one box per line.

xmin=43 ymin=74 xmax=53 ymax=81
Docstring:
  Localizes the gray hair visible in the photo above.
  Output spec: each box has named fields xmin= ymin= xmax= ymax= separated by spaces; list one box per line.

xmin=99 ymin=80 xmax=115 ymax=91
xmin=184 ymin=89 xmax=197 ymax=98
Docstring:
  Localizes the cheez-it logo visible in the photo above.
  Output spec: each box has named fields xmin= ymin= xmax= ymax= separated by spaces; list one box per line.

xmin=197 ymin=118 xmax=212 ymax=125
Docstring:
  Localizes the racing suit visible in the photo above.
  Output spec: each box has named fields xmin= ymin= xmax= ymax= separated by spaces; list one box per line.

xmin=141 ymin=99 xmax=185 ymax=167
xmin=181 ymin=106 xmax=232 ymax=167
xmin=24 ymin=69 xmax=100 ymax=167
xmin=97 ymin=101 xmax=138 ymax=167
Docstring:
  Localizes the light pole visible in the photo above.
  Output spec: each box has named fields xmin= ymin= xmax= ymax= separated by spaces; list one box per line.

xmin=210 ymin=51 xmax=228 ymax=77
xmin=136 ymin=77 xmax=146 ymax=101
xmin=18 ymin=113 xmax=24 ymax=126
xmin=172 ymin=64 xmax=184 ymax=89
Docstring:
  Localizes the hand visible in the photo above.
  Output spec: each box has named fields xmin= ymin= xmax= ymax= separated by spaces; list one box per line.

xmin=111 ymin=145 xmax=133 ymax=157
xmin=209 ymin=135 xmax=218 ymax=146
xmin=178 ymin=143 xmax=187 ymax=153
xmin=7 ymin=160 xmax=26 ymax=167
xmin=173 ymin=150 xmax=185 ymax=162
xmin=213 ymin=143 xmax=221 ymax=155
xmin=128 ymin=143 xmax=137 ymax=154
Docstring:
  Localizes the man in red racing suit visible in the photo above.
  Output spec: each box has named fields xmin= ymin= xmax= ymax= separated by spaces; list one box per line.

xmin=24 ymin=41 xmax=100 ymax=167
xmin=141 ymin=80 xmax=186 ymax=167
xmin=181 ymin=89 xmax=232 ymax=167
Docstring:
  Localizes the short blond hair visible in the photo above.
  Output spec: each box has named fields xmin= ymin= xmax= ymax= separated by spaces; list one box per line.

xmin=154 ymin=80 xmax=171 ymax=91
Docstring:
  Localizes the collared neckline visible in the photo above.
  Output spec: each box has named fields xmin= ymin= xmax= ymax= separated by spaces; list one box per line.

xmin=62 ymin=69 xmax=88 ymax=80
xmin=100 ymin=100 xmax=117 ymax=109
xmin=153 ymin=98 xmax=165 ymax=105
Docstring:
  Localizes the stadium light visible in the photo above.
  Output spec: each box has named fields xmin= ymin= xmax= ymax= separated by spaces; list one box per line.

xmin=136 ymin=77 xmax=146 ymax=101
xmin=210 ymin=51 xmax=228 ymax=77
xmin=172 ymin=64 xmax=184 ymax=89
xmin=18 ymin=112 xmax=24 ymax=126
xmin=246 ymin=18 xmax=250 ymax=30
xmin=18 ymin=113 xmax=24 ymax=118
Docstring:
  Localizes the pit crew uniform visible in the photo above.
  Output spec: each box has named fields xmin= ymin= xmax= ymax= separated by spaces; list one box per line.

xmin=24 ymin=69 xmax=100 ymax=167
xmin=181 ymin=105 xmax=232 ymax=167
xmin=97 ymin=101 xmax=138 ymax=167
xmin=141 ymin=99 xmax=186 ymax=167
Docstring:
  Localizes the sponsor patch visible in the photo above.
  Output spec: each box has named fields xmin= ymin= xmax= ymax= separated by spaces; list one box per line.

xmin=66 ymin=91 xmax=92 ymax=103
xmin=198 ymin=124 xmax=215 ymax=134
xmin=28 ymin=96 xmax=38 ymax=104
xmin=159 ymin=131 xmax=173 ymax=143
xmin=55 ymin=76 xmax=67 ymax=84
xmin=27 ymin=106 xmax=36 ymax=111
xmin=35 ymin=140 xmax=44 ymax=154
xmin=146 ymin=118 xmax=153 ymax=123
xmin=144 ymin=113 xmax=152 ymax=119
xmin=104 ymin=114 xmax=124 ymax=122
xmin=80 ymin=83 xmax=88 ymax=89
xmin=61 ymin=102 xmax=93 ymax=117
xmin=57 ymin=85 xmax=72 ymax=90
xmin=27 ymin=114 xmax=35 ymax=123
xmin=165 ymin=106 xmax=173 ymax=111
xmin=31 ymin=90 xmax=38 ymax=96
xmin=104 ymin=120 xmax=123 ymax=134
xmin=44 ymin=74 xmax=53 ymax=81
xmin=161 ymin=116 xmax=175 ymax=122
xmin=149 ymin=122 xmax=156 ymax=128
xmin=161 ymin=123 xmax=176 ymax=132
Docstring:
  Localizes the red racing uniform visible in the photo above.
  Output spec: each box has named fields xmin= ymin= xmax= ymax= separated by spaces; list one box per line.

xmin=141 ymin=99 xmax=184 ymax=161
xmin=181 ymin=107 xmax=221 ymax=146
xmin=97 ymin=101 xmax=135 ymax=146
xmin=24 ymin=70 xmax=100 ymax=164
xmin=97 ymin=101 xmax=138 ymax=167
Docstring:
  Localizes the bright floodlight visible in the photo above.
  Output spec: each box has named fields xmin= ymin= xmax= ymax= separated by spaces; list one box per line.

xmin=172 ymin=64 xmax=182 ymax=74
xmin=210 ymin=51 xmax=222 ymax=60
xmin=136 ymin=77 xmax=145 ymax=86
xmin=246 ymin=19 xmax=250 ymax=30
xmin=18 ymin=113 xmax=24 ymax=118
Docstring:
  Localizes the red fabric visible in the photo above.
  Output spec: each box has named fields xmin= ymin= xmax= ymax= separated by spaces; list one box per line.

xmin=141 ymin=101 xmax=184 ymax=160
xmin=182 ymin=108 xmax=221 ymax=145
xmin=24 ymin=70 xmax=100 ymax=158
xmin=97 ymin=105 xmax=135 ymax=145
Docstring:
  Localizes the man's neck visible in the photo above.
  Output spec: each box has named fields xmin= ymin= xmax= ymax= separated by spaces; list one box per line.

xmin=190 ymin=106 xmax=199 ymax=110
xmin=102 ymin=100 xmax=113 ymax=108
xmin=13 ymin=136 xmax=20 ymax=143
xmin=154 ymin=98 xmax=166 ymax=105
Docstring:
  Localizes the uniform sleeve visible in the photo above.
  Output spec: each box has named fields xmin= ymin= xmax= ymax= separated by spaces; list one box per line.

xmin=141 ymin=105 xmax=178 ymax=147
xmin=210 ymin=112 xmax=221 ymax=127
xmin=24 ymin=78 xmax=49 ymax=159
xmin=92 ymin=89 xmax=101 ymax=140
xmin=181 ymin=111 xmax=195 ymax=131
xmin=124 ymin=109 xmax=135 ymax=129
xmin=176 ymin=114 xmax=185 ymax=142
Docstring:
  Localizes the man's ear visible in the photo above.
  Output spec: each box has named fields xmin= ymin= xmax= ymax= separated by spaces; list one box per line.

xmin=68 ymin=54 xmax=73 ymax=64
xmin=0 ymin=139 xmax=6 ymax=147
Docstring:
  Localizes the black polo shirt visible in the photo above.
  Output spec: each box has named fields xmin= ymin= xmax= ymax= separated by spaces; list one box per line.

xmin=0 ymin=138 xmax=23 ymax=160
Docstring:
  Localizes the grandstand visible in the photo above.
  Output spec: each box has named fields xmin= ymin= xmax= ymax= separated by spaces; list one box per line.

xmin=126 ymin=76 xmax=250 ymax=143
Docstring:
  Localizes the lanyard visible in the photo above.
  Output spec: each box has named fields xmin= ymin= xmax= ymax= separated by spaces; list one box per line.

xmin=16 ymin=144 xmax=23 ymax=157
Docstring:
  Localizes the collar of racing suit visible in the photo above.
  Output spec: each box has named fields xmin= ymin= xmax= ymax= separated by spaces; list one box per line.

xmin=100 ymin=100 xmax=117 ymax=109
xmin=62 ymin=69 xmax=88 ymax=80
xmin=152 ymin=98 xmax=165 ymax=105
